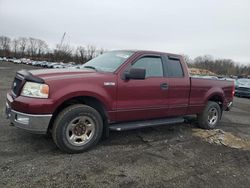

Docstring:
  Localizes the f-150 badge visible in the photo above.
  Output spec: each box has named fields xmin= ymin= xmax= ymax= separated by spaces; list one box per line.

xmin=104 ymin=82 xmax=115 ymax=86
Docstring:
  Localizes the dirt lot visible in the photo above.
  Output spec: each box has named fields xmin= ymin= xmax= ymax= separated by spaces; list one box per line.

xmin=0 ymin=61 xmax=250 ymax=188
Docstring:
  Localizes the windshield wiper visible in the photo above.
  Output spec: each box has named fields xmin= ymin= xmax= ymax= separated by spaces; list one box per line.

xmin=83 ymin=65 xmax=97 ymax=71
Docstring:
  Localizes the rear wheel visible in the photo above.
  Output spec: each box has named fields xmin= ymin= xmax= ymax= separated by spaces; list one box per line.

xmin=52 ymin=104 xmax=103 ymax=153
xmin=197 ymin=101 xmax=221 ymax=129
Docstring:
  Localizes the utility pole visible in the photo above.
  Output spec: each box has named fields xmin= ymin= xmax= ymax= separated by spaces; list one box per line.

xmin=59 ymin=32 xmax=66 ymax=51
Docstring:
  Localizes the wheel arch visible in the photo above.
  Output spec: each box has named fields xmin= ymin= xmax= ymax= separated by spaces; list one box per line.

xmin=208 ymin=94 xmax=224 ymax=109
xmin=204 ymin=87 xmax=224 ymax=110
xmin=48 ymin=96 xmax=109 ymax=134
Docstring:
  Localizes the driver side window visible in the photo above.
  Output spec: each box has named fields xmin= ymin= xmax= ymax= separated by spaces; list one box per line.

xmin=132 ymin=56 xmax=163 ymax=78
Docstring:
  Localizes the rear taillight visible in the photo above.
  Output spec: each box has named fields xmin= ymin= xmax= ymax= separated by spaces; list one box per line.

xmin=232 ymin=81 xmax=235 ymax=98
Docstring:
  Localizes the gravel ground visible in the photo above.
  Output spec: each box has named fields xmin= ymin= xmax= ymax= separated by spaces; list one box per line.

xmin=0 ymin=61 xmax=250 ymax=188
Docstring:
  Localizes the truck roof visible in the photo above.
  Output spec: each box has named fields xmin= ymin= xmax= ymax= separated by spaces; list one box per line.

xmin=114 ymin=50 xmax=181 ymax=58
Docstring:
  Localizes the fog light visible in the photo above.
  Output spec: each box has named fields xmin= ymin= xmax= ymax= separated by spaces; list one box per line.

xmin=16 ymin=114 xmax=29 ymax=124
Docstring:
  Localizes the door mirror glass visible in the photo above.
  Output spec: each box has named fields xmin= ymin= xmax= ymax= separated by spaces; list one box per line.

xmin=125 ymin=68 xmax=146 ymax=80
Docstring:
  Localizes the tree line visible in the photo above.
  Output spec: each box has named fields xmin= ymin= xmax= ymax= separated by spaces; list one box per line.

xmin=0 ymin=35 xmax=105 ymax=63
xmin=0 ymin=35 xmax=249 ymax=76
xmin=184 ymin=55 xmax=250 ymax=77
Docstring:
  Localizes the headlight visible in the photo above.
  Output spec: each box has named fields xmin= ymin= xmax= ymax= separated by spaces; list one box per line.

xmin=21 ymin=82 xmax=49 ymax=98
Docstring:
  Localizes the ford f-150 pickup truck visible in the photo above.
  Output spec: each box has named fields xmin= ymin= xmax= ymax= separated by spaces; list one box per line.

xmin=5 ymin=50 xmax=234 ymax=153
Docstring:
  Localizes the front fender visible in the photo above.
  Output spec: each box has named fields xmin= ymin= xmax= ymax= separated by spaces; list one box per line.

xmin=49 ymin=82 xmax=116 ymax=113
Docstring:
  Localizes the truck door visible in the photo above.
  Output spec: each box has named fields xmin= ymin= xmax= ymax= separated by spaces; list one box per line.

xmin=116 ymin=55 xmax=169 ymax=122
xmin=163 ymin=56 xmax=190 ymax=116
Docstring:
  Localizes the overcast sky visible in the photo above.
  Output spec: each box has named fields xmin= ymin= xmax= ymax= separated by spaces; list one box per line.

xmin=0 ymin=0 xmax=250 ymax=64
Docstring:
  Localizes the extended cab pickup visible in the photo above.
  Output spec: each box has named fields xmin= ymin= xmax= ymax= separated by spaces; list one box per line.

xmin=6 ymin=50 xmax=234 ymax=153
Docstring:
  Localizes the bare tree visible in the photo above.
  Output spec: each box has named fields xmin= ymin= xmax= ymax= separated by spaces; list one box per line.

xmin=98 ymin=48 xmax=107 ymax=55
xmin=76 ymin=46 xmax=86 ymax=63
xmin=28 ymin=37 xmax=39 ymax=57
xmin=0 ymin=36 xmax=11 ymax=56
xmin=194 ymin=55 xmax=214 ymax=70
xmin=0 ymin=36 xmax=11 ymax=50
xmin=54 ymin=43 xmax=73 ymax=62
xmin=37 ymin=39 xmax=49 ymax=57
xmin=12 ymin=38 xmax=19 ymax=57
xmin=18 ymin=37 xmax=28 ymax=56
xmin=86 ymin=45 xmax=96 ymax=60
xmin=182 ymin=54 xmax=193 ymax=66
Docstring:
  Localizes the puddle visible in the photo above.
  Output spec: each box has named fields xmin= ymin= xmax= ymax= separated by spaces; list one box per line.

xmin=192 ymin=128 xmax=250 ymax=150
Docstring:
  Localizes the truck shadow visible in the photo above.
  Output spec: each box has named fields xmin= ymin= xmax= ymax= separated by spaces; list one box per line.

xmin=2 ymin=117 xmax=200 ymax=155
xmin=101 ymin=121 xmax=196 ymax=147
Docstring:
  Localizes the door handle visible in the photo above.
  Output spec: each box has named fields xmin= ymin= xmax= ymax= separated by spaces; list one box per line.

xmin=160 ymin=83 xmax=168 ymax=90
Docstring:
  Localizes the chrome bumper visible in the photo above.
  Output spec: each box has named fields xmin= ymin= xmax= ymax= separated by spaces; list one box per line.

xmin=5 ymin=102 xmax=52 ymax=134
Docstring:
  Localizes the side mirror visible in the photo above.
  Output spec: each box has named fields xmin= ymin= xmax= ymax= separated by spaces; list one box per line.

xmin=125 ymin=68 xmax=146 ymax=80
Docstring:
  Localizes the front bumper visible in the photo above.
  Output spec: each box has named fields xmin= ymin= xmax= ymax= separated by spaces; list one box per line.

xmin=5 ymin=102 xmax=52 ymax=134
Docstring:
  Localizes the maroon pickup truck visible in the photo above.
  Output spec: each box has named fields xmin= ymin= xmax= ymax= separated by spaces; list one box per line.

xmin=6 ymin=50 xmax=234 ymax=153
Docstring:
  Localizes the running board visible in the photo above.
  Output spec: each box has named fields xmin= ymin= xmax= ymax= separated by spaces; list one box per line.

xmin=109 ymin=117 xmax=184 ymax=131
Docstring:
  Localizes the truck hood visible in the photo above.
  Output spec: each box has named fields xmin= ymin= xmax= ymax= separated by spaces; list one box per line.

xmin=237 ymin=83 xmax=250 ymax=89
xmin=28 ymin=68 xmax=97 ymax=81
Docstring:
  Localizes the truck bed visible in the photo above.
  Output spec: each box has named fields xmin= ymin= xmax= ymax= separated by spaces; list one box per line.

xmin=188 ymin=77 xmax=234 ymax=114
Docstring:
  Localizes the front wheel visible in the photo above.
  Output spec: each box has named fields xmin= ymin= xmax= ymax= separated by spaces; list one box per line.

xmin=197 ymin=101 xmax=221 ymax=129
xmin=52 ymin=104 xmax=103 ymax=153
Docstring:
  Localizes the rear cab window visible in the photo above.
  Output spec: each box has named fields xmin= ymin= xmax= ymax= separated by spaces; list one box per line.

xmin=165 ymin=56 xmax=184 ymax=77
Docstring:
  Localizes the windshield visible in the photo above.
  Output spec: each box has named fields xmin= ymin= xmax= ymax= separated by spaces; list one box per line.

xmin=81 ymin=51 xmax=134 ymax=72
xmin=237 ymin=79 xmax=250 ymax=86
xmin=237 ymin=79 xmax=250 ymax=84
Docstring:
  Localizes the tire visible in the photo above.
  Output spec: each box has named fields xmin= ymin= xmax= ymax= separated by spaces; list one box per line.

xmin=52 ymin=104 xmax=103 ymax=153
xmin=197 ymin=101 xmax=221 ymax=129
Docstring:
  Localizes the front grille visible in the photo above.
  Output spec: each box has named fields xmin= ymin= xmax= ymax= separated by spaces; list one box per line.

xmin=12 ymin=77 xmax=22 ymax=96
xmin=237 ymin=87 xmax=250 ymax=92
